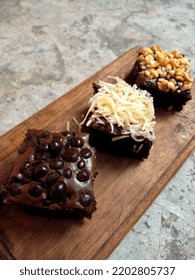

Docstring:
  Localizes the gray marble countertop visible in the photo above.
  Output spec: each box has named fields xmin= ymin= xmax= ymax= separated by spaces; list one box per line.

xmin=0 ymin=0 xmax=194 ymax=259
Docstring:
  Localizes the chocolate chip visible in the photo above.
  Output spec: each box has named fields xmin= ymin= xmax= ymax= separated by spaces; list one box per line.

xmin=71 ymin=137 xmax=84 ymax=148
xmin=63 ymin=168 xmax=72 ymax=179
xmin=15 ymin=173 xmax=23 ymax=180
xmin=49 ymin=139 xmax=62 ymax=153
xmin=80 ymin=148 xmax=92 ymax=159
xmin=37 ymin=142 xmax=50 ymax=152
xmin=62 ymin=148 xmax=79 ymax=162
xmin=49 ymin=158 xmax=64 ymax=170
xmin=45 ymin=171 xmax=61 ymax=186
xmin=34 ymin=164 xmax=49 ymax=179
xmin=38 ymin=130 xmax=52 ymax=139
xmin=77 ymin=160 xmax=85 ymax=169
xmin=19 ymin=161 xmax=32 ymax=177
xmin=79 ymin=193 xmax=92 ymax=207
xmin=76 ymin=170 xmax=89 ymax=182
xmin=62 ymin=130 xmax=74 ymax=139
xmin=20 ymin=161 xmax=30 ymax=172
xmin=50 ymin=181 xmax=67 ymax=200
xmin=28 ymin=181 xmax=43 ymax=197
xmin=10 ymin=174 xmax=23 ymax=184
xmin=8 ymin=183 xmax=21 ymax=196
xmin=63 ymin=142 xmax=71 ymax=150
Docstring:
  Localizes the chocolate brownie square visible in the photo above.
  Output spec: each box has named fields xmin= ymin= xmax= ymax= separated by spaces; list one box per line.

xmin=3 ymin=129 xmax=97 ymax=219
xmin=81 ymin=77 xmax=156 ymax=159
xmin=127 ymin=46 xmax=193 ymax=111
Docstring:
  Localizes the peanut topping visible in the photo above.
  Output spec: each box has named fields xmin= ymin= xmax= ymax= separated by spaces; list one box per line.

xmin=137 ymin=46 xmax=193 ymax=93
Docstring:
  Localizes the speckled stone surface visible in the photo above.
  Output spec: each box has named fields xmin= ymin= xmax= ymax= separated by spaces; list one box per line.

xmin=0 ymin=0 xmax=194 ymax=259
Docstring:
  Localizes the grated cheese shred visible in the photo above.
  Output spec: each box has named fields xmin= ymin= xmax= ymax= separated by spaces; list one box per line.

xmin=81 ymin=77 xmax=156 ymax=141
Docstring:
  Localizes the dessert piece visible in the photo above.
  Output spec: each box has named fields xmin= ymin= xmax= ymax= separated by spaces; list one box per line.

xmin=3 ymin=129 xmax=97 ymax=219
xmin=81 ymin=77 xmax=156 ymax=159
xmin=128 ymin=46 xmax=193 ymax=111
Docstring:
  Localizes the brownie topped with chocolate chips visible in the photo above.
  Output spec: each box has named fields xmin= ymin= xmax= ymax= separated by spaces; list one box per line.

xmin=3 ymin=129 xmax=97 ymax=219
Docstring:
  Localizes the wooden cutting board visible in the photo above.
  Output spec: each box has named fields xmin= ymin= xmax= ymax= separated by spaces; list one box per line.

xmin=0 ymin=46 xmax=195 ymax=260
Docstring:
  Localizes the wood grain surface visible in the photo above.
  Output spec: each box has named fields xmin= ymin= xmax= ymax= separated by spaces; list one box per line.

xmin=0 ymin=46 xmax=195 ymax=260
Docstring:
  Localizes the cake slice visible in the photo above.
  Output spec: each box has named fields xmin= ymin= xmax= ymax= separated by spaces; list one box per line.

xmin=81 ymin=77 xmax=156 ymax=159
xmin=127 ymin=46 xmax=193 ymax=111
xmin=3 ymin=129 xmax=97 ymax=219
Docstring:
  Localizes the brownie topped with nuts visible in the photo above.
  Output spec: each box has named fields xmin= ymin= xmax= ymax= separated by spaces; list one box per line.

xmin=3 ymin=129 xmax=97 ymax=219
xmin=128 ymin=46 xmax=193 ymax=111
xmin=81 ymin=77 xmax=156 ymax=159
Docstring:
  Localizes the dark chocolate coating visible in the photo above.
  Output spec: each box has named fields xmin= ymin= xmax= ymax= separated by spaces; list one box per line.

xmin=88 ymin=126 xmax=152 ymax=159
xmin=127 ymin=61 xmax=192 ymax=111
xmin=82 ymin=112 xmax=152 ymax=159
xmin=3 ymin=129 xmax=97 ymax=219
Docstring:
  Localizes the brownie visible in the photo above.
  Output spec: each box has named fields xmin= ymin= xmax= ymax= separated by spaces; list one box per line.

xmin=127 ymin=46 xmax=193 ymax=111
xmin=81 ymin=77 xmax=156 ymax=159
xmin=3 ymin=129 xmax=97 ymax=219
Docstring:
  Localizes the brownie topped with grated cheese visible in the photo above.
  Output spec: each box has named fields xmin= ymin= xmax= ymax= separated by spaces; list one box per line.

xmin=81 ymin=77 xmax=156 ymax=159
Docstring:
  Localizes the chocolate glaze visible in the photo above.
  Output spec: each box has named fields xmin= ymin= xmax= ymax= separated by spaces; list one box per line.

xmin=127 ymin=61 xmax=192 ymax=111
xmin=3 ymin=129 xmax=97 ymax=219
